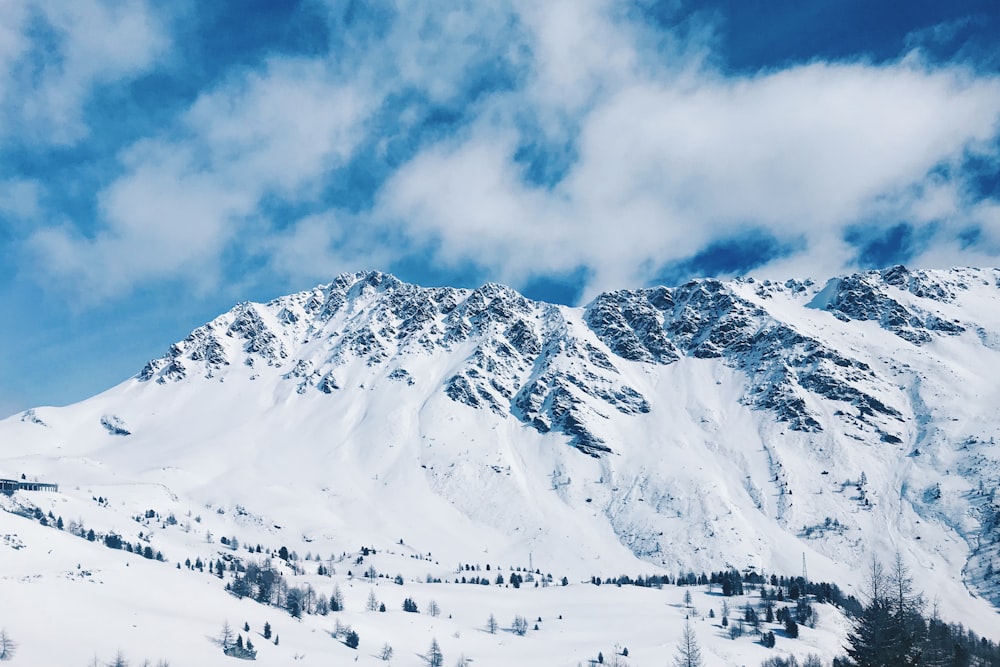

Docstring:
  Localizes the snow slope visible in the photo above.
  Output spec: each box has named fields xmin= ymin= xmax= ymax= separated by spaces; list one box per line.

xmin=4 ymin=266 xmax=1000 ymax=662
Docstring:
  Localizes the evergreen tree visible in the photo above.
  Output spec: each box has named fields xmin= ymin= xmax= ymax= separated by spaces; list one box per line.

xmin=107 ymin=650 xmax=129 ymax=667
xmin=888 ymin=552 xmax=925 ymax=666
xmin=846 ymin=557 xmax=894 ymax=667
xmin=428 ymin=638 xmax=444 ymax=667
xmin=0 ymin=628 xmax=16 ymax=661
xmin=263 ymin=622 xmax=271 ymax=640
xmin=845 ymin=553 xmax=927 ymax=667
xmin=332 ymin=584 xmax=344 ymax=611
xmin=380 ymin=643 xmax=394 ymax=661
xmin=345 ymin=630 xmax=360 ymax=649
xmin=286 ymin=587 xmax=303 ymax=618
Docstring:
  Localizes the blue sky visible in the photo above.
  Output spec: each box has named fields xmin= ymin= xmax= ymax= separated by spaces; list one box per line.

xmin=1 ymin=0 xmax=999 ymax=417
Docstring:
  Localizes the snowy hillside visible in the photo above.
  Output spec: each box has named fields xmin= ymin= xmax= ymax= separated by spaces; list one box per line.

xmin=4 ymin=266 xmax=1000 ymax=663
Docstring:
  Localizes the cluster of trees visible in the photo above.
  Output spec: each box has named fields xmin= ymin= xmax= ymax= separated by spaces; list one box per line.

xmin=590 ymin=573 xmax=672 ymax=587
xmin=219 ymin=621 xmax=257 ymax=660
xmin=102 ymin=533 xmax=164 ymax=561
xmin=582 ymin=569 xmax=849 ymax=609
xmin=760 ymin=655 xmax=823 ymax=667
xmin=224 ymin=558 xmax=359 ymax=621
xmin=86 ymin=651 xmax=170 ymax=666
xmin=226 ymin=559 xmax=285 ymax=604
xmin=30 ymin=506 xmax=170 ymax=564
xmin=843 ymin=554 xmax=1000 ymax=667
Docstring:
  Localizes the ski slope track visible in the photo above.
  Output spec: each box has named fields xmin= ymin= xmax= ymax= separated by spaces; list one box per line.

xmin=4 ymin=266 xmax=1000 ymax=663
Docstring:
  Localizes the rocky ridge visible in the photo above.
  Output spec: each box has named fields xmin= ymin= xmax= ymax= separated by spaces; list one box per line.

xmin=138 ymin=266 xmax=988 ymax=456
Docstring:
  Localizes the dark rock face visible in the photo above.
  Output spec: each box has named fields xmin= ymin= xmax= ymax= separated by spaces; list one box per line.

xmin=586 ymin=290 xmax=679 ymax=364
xmin=816 ymin=268 xmax=965 ymax=344
xmin=137 ymin=267 xmax=994 ymax=455
xmin=100 ymin=415 xmax=131 ymax=436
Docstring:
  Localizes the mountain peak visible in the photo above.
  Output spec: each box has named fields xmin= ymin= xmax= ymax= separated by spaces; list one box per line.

xmin=10 ymin=265 xmax=1000 ymax=618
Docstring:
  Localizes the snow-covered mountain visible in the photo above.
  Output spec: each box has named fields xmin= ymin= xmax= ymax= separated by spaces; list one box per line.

xmin=5 ymin=266 xmax=1000 ymax=639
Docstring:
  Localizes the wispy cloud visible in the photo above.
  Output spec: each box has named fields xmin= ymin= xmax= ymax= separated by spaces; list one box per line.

xmin=9 ymin=0 xmax=1000 ymax=305
xmin=380 ymin=58 xmax=1000 ymax=294
xmin=27 ymin=56 xmax=373 ymax=300
xmin=0 ymin=0 xmax=172 ymax=147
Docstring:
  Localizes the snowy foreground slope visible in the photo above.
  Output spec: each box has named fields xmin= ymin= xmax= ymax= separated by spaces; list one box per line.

xmin=4 ymin=266 xmax=1000 ymax=664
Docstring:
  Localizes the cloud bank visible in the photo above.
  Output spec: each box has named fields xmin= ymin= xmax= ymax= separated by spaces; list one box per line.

xmin=5 ymin=0 xmax=1000 ymax=304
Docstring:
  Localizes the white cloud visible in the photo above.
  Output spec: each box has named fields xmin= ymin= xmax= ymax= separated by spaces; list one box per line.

xmin=28 ymin=57 xmax=373 ymax=300
xmin=184 ymin=59 xmax=371 ymax=196
xmin=0 ymin=0 xmax=172 ymax=146
xmin=263 ymin=212 xmax=395 ymax=285
xmin=29 ymin=145 xmax=253 ymax=298
xmin=379 ymin=58 xmax=1000 ymax=296
xmin=17 ymin=2 xmax=1000 ymax=304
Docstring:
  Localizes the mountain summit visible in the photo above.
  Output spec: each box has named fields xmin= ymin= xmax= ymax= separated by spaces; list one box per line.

xmin=6 ymin=266 xmax=1000 ymax=616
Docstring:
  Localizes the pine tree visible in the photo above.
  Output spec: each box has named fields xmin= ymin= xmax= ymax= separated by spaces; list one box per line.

xmin=345 ymin=630 xmax=360 ymax=649
xmin=0 ymin=628 xmax=16 ymax=661
xmin=845 ymin=554 xmax=926 ymax=667
xmin=673 ymin=617 xmax=703 ymax=667
xmin=367 ymin=589 xmax=379 ymax=612
xmin=380 ymin=643 xmax=394 ymax=661
xmin=487 ymin=613 xmax=498 ymax=634
xmin=332 ymin=584 xmax=345 ymax=611
xmin=263 ymin=622 xmax=272 ymax=639
xmin=286 ymin=587 xmax=303 ymax=618
xmin=428 ymin=638 xmax=444 ymax=667
xmin=846 ymin=556 xmax=894 ymax=667
xmin=888 ymin=552 xmax=925 ymax=666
